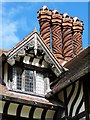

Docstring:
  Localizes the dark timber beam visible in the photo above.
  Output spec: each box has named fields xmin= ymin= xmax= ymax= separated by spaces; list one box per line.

xmin=41 ymin=108 xmax=48 ymax=120
xmin=83 ymin=73 xmax=90 ymax=120
xmin=0 ymin=113 xmax=39 ymax=120
xmin=16 ymin=104 xmax=23 ymax=117
xmin=29 ymin=106 xmax=36 ymax=119
xmin=39 ymin=54 xmax=45 ymax=65
xmin=15 ymin=61 xmax=51 ymax=74
xmin=2 ymin=96 xmax=59 ymax=110
xmin=3 ymin=101 xmax=10 ymax=114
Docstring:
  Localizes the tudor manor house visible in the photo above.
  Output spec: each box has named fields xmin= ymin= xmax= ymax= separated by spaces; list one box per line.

xmin=0 ymin=5 xmax=90 ymax=120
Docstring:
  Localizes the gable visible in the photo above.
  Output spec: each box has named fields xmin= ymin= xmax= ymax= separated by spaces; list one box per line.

xmin=7 ymin=31 xmax=64 ymax=77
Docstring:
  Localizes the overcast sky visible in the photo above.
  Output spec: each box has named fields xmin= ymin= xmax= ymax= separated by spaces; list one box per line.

xmin=0 ymin=2 xmax=88 ymax=50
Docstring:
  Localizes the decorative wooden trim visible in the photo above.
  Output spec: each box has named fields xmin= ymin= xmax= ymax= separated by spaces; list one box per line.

xmin=2 ymin=96 xmax=58 ymax=110
xmin=15 ymin=61 xmax=51 ymax=74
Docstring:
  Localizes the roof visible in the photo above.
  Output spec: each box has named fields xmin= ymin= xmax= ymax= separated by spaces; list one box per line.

xmin=46 ymin=46 xmax=90 ymax=98
xmin=0 ymin=48 xmax=9 ymax=57
xmin=0 ymin=84 xmax=63 ymax=109
xmin=7 ymin=30 xmax=63 ymax=66
xmin=6 ymin=30 xmax=65 ymax=76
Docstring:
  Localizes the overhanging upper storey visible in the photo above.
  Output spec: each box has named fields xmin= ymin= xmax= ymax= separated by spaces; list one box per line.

xmin=7 ymin=30 xmax=65 ymax=77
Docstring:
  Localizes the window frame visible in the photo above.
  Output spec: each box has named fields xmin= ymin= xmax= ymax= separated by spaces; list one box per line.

xmin=12 ymin=66 xmax=50 ymax=95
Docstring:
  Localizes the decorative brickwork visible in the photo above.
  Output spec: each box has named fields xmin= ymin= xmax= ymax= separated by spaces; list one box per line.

xmin=37 ymin=6 xmax=52 ymax=48
xmin=37 ymin=6 xmax=84 ymax=63
xmin=73 ymin=17 xmax=83 ymax=55
xmin=51 ymin=10 xmax=64 ymax=63
xmin=62 ymin=13 xmax=73 ymax=61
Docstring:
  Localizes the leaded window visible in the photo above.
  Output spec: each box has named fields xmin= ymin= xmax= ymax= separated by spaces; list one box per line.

xmin=25 ymin=70 xmax=34 ymax=92
xmin=12 ymin=66 xmax=50 ymax=95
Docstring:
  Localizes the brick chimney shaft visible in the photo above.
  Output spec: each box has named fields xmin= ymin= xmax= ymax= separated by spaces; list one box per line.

xmin=51 ymin=10 xmax=64 ymax=63
xmin=73 ymin=17 xmax=83 ymax=55
xmin=62 ymin=14 xmax=74 ymax=61
xmin=37 ymin=6 xmax=52 ymax=48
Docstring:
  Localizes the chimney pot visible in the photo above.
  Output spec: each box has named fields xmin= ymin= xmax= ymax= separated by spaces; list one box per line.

xmin=52 ymin=9 xmax=58 ymax=14
xmin=42 ymin=5 xmax=48 ymax=10
xmin=73 ymin=16 xmax=78 ymax=22
xmin=63 ymin=13 xmax=68 ymax=18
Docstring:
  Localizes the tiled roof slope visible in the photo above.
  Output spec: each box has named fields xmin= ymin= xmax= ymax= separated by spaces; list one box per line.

xmin=0 ymin=48 xmax=9 ymax=57
xmin=0 ymin=83 xmax=62 ymax=107
xmin=46 ymin=46 xmax=90 ymax=99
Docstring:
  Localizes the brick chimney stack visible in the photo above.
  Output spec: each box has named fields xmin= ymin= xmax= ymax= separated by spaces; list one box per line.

xmin=51 ymin=10 xmax=64 ymax=63
xmin=62 ymin=13 xmax=73 ymax=61
xmin=37 ymin=6 xmax=84 ymax=64
xmin=73 ymin=17 xmax=83 ymax=55
xmin=37 ymin=5 xmax=52 ymax=48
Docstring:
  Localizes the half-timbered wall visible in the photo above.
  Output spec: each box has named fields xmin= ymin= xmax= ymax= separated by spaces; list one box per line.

xmin=57 ymin=80 xmax=85 ymax=119
xmin=66 ymin=81 xmax=84 ymax=117
xmin=0 ymin=100 xmax=56 ymax=120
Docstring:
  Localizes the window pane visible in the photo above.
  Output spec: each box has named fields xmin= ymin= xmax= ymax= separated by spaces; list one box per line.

xmin=25 ymin=70 xmax=33 ymax=92
xmin=13 ymin=67 xmax=22 ymax=90
xmin=36 ymin=73 xmax=44 ymax=95
xmin=17 ymin=75 xmax=22 ymax=90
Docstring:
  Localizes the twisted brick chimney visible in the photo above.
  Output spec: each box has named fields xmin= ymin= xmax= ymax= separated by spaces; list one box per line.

xmin=62 ymin=13 xmax=73 ymax=61
xmin=73 ymin=17 xmax=83 ymax=55
xmin=37 ymin=5 xmax=52 ymax=48
xmin=51 ymin=10 xmax=64 ymax=63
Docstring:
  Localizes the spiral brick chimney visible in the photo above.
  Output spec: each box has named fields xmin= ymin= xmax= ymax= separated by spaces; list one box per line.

xmin=73 ymin=17 xmax=83 ymax=55
xmin=37 ymin=6 xmax=84 ymax=63
xmin=37 ymin=5 xmax=52 ymax=48
xmin=62 ymin=13 xmax=74 ymax=61
xmin=51 ymin=10 xmax=64 ymax=63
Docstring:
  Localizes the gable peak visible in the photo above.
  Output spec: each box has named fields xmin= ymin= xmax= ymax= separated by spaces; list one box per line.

xmin=33 ymin=27 xmax=37 ymax=33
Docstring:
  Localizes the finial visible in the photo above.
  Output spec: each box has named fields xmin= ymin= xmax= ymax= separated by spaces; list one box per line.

xmin=52 ymin=9 xmax=58 ymax=14
xmin=42 ymin=5 xmax=48 ymax=10
xmin=73 ymin=16 xmax=78 ymax=22
xmin=34 ymin=27 xmax=37 ymax=32
xmin=63 ymin=13 xmax=68 ymax=18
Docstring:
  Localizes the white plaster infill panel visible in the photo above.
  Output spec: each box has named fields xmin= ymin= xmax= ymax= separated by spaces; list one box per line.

xmin=8 ymin=103 xmax=19 ymax=116
xmin=0 ymin=100 xmax=5 ymax=113
xmin=20 ymin=105 xmax=31 ymax=118
xmin=33 ymin=108 xmax=43 ymax=119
